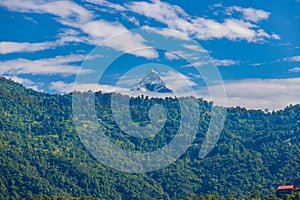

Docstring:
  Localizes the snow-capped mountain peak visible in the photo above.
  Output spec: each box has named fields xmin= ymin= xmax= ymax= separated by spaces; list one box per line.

xmin=131 ymin=70 xmax=172 ymax=93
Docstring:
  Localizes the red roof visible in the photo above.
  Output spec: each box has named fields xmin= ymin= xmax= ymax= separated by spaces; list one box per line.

xmin=277 ymin=185 xmax=295 ymax=191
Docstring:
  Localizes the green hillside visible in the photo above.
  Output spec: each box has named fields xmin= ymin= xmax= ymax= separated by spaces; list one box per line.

xmin=1 ymin=77 xmax=300 ymax=199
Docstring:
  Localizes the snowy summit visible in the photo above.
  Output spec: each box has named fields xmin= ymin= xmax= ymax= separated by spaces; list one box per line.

xmin=131 ymin=70 xmax=172 ymax=93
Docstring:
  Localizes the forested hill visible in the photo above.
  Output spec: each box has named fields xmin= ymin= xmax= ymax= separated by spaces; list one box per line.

xmin=1 ymin=77 xmax=300 ymax=199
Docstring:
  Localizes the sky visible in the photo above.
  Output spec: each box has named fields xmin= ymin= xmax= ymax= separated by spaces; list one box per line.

xmin=1 ymin=0 xmax=300 ymax=110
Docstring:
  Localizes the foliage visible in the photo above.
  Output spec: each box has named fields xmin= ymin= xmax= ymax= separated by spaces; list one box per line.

xmin=0 ymin=77 xmax=300 ymax=199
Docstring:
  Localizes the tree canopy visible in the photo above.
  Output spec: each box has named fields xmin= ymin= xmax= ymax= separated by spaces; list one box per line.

xmin=0 ymin=77 xmax=300 ymax=199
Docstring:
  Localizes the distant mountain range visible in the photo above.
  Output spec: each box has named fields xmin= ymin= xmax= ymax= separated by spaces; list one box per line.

xmin=131 ymin=69 xmax=172 ymax=93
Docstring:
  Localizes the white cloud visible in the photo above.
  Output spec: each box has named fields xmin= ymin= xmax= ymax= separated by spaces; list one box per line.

xmin=200 ymin=78 xmax=300 ymax=110
xmin=182 ymin=61 xmax=206 ymax=68
xmin=212 ymin=59 xmax=239 ymax=66
xmin=0 ymin=0 xmax=93 ymax=22
xmin=0 ymin=28 xmax=88 ymax=55
xmin=126 ymin=0 xmax=279 ymax=43
xmin=6 ymin=76 xmax=34 ymax=85
xmin=191 ymin=18 xmax=278 ymax=42
xmin=271 ymin=33 xmax=280 ymax=40
xmin=284 ymin=55 xmax=300 ymax=62
xmin=23 ymin=15 xmax=37 ymax=24
xmin=50 ymin=81 xmax=93 ymax=93
xmin=125 ymin=16 xmax=140 ymax=26
xmin=57 ymin=28 xmax=85 ymax=44
xmin=0 ymin=0 xmax=94 ymax=54
xmin=80 ymin=20 xmax=126 ymax=40
xmin=227 ymin=6 xmax=270 ymax=23
xmin=78 ymin=20 xmax=158 ymax=59
xmin=126 ymin=0 xmax=188 ymax=24
xmin=182 ymin=44 xmax=208 ymax=53
xmin=85 ymin=0 xmax=126 ymax=11
xmin=0 ymin=41 xmax=59 ymax=54
xmin=58 ymin=18 xmax=158 ymax=59
xmin=0 ymin=0 xmax=157 ymax=59
xmin=0 ymin=54 xmax=92 ymax=76
xmin=250 ymin=62 xmax=264 ymax=66
xmin=165 ymin=50 xmax=201 ymax=62
xmin=288 ymin=67 xmax=300 ymax=73
xmin=164 ymin=52 xmax=181 ymax=60
xmin=161 ymin=70 xmax=197 ymax=92
xmin=4 ymin=76 xmax=41 ymax=91
xmin=50 ymin=81 xmax=130 ymax=94
xmin=183 ymin=58 xmax=238 ymax=67
xmin=142 ymin=26 xmax=190 ymax=41
xmin=0 ymin=0 xmax=279 ymax=60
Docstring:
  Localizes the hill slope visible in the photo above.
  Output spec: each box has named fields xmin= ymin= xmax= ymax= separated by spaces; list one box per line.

xmin=0 ymin=77 xmax=300 ymax=199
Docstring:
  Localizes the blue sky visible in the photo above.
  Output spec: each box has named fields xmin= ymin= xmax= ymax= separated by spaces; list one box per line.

xmin=1 ymin=0 xmax=300 ymax=110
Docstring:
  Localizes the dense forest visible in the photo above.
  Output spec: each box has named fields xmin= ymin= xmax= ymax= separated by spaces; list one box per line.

xmin=1 ymin=77 xmax=300 ymax=199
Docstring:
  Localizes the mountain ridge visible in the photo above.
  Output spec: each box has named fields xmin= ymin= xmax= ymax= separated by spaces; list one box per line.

xmin=1 ymin=77 xmax=300 ymax=199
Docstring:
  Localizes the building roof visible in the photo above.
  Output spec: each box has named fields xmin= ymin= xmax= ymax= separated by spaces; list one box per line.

xmin=277 ymin=185 xmax=295 ymax=190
